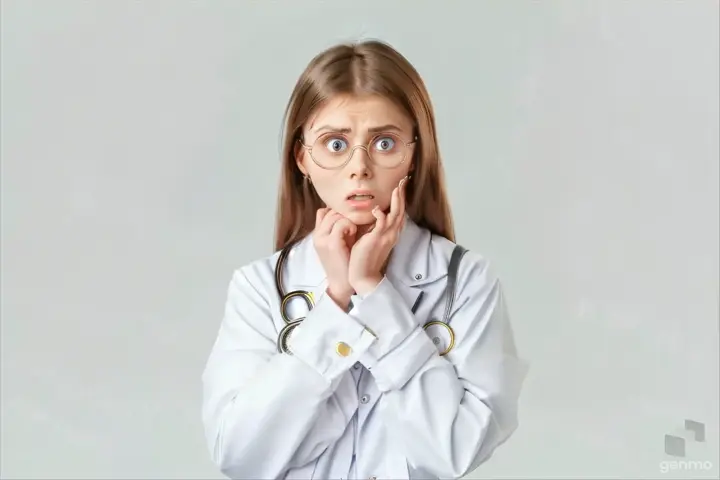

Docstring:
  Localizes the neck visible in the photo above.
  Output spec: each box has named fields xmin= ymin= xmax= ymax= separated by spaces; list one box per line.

xmin=356 ymin=223 xmax=375 ymax=237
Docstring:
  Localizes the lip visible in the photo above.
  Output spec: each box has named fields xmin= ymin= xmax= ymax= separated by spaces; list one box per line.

xmin=345 ymin=189 xmax=375 ymax=209
xmin=346 ymin=189 xmax=375 ymax=200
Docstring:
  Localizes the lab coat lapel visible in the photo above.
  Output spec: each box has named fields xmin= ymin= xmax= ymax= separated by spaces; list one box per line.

xmin=279 ymin=235 xmax=327 ymax=305
xmin=384 ymin=215 xmax=446 ymax=312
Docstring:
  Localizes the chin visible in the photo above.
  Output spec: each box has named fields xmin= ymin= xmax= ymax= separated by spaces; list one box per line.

xmin=342 ymin=210 xmax=376 ymax=225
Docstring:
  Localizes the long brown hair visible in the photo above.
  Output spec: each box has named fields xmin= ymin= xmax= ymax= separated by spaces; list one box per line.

xmin=273 ymin=39 xmax=455 ymax=251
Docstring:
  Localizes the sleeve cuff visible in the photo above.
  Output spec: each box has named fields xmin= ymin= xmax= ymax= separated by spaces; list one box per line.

xmin=350 ymin=277 xmax=419 ymax=357
xmin=349 ymin=277 xmax=441 ymax=391
xmin=287 ymin=291 xmax=377 ymax=383
xmin=361 ymin=325 xmax=438 ymax=392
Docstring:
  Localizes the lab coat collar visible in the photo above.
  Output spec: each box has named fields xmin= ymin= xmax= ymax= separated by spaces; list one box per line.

xmin=288 ymin=213 xmax=447 ymax=289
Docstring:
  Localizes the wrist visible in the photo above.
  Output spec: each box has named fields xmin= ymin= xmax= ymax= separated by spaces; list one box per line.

xmin=351 ymin=276 xmax=383 ymax=296
xmin=326 ymin=284 xmax=354 ymax=310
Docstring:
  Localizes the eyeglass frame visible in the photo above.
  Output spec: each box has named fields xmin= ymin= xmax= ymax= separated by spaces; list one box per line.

xmin=297 ymin=131 xmax=418 ymax=170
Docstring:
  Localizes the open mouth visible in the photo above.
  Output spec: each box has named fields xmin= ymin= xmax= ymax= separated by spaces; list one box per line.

xmin=347 ymin=194 xmax=374 ymax=201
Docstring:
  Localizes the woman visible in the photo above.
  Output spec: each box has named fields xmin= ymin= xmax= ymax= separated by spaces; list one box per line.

xmin=201 ymin=40 xmax=528 ymax=480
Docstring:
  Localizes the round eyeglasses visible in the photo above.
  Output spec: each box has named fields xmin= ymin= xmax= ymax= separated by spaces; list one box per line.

xmin=299 ymin=132 xmax=417 ymax=170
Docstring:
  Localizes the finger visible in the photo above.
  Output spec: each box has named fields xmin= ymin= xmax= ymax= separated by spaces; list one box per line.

xmin=371 ymin=205 xmax=387 ymax=233
xmin=315 ymin=207 xmax=330 ymax=228
xmin=331 ymin=218 xmax=357 ymax=250
xmin=331 ymin=217 xmax=357 ymax=240
xmin=386 ymin=185 xmax=401 ymax=226
xmin=318 ymin=210 xmax=342 ymax=235
xmin=388 ymin=173 xmax=410 ymax=228
xmin=398 ymin=175 xmax=408 ymax=222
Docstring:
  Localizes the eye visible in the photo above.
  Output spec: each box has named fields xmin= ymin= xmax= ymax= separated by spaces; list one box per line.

xmin=324 ymin=137 xmax=348 ymax=153
xmin=374 ymin=136 xmax=396 ymax=152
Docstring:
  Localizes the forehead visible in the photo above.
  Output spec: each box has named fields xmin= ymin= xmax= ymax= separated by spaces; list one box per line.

xmin=308 ymin=94 xmax=413 ymax=133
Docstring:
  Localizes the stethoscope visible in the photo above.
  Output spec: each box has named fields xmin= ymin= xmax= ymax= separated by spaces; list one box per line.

xmin=274 ymin=241 xmax=315 ymax=354
xmin=419 ymin=244 xmax=468 ymax=356
xmin=273 ymin=240 xmax=467 ymax=357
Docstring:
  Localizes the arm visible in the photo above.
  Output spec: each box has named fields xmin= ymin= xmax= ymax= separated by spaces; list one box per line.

xmin=201 ymin=267 xmax=377 ymax=479
xmin=351 ymin=257 xmax=529 ymax=479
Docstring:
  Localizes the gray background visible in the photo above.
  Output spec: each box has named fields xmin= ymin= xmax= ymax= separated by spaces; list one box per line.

xmin=1 ymin=0 xmax=718 ymax=479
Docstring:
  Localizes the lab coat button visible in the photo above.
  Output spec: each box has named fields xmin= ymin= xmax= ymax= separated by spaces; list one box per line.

xmin=360 ymin=394 xmax=370 ymax=404
xmin=336 ymin=342 xmax=352 ymax=357
xmin=353 ymin=362 xmax=361 ymax=369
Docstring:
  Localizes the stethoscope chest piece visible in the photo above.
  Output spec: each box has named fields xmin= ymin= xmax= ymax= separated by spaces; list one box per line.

xmin=422 ymin=320 xmax=455 ymax=356
xmin=419 ymin=243 xmax=468 ymax=357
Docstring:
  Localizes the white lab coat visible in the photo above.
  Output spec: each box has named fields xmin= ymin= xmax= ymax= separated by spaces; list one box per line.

xmin=202 ymin=216 xmax=529 ymax=480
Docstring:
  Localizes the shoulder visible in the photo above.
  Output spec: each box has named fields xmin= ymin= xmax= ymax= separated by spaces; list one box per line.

xmin=225 ymin=235 xmax=317 ymax=299
xmin=241 ymin=249 xmax=282 ymax=279
xmin=427 ymin=232 xmax=501 ymax=293
xmin=225 ymin=249 xmax=283 ymax=302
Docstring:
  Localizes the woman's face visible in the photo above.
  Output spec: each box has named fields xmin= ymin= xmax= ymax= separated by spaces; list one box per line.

xmin=297 ymin=94 xmax=415 ymax=226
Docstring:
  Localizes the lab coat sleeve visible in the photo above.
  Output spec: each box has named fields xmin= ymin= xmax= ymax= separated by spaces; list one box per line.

xmin=202 ymin=267 xmax=376 ymax=479
xmin=352 ymin=257 xmax=529 ymax=479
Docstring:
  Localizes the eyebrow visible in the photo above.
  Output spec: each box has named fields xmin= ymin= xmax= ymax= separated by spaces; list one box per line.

xmin=312 ymin=124 xmax=404 ymax=135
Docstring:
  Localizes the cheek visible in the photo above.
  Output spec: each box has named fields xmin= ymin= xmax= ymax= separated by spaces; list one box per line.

xmin=381 ymin=172 xmax=411 ymax=200
xmin=307 ymin=171 xmax=339 ymax=204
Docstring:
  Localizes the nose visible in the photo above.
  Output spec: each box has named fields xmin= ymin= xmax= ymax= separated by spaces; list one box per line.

xmin=346 ymin=146 xmax=373 ymax=178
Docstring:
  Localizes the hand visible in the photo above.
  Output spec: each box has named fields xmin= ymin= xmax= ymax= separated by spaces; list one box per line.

xmin=312 ymin=208 xmax=358 ymax=309
xmin=348 ymin=176 xmax=408 ymax=295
